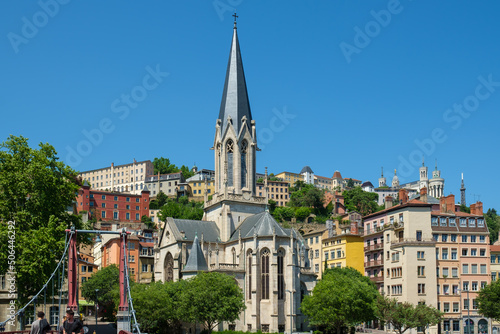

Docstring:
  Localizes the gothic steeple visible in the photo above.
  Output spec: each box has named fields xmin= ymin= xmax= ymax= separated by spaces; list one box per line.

xmin=218 ymin=18 xmax=253 ymax=137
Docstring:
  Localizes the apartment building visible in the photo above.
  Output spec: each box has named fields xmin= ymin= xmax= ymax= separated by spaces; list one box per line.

xmin=432 ymin=198 xmax=490 ymax=334
xmin=363 ymin=189 xmax=438 ymax=334
xmin=303 ymin=228 xmax=326 ymax=277
xmin=102 ymin=235 xmax=140 ymax=282
xmin=79 ymin=159 xmax=153 ymax=194
xmin=186 ymin=169 xmax=215 ymax=200
xmin=144 ymin=172 xmax=185 ymax=197
xmin=323 ymin=212 xmax=364 ymax=273
xmin=256 ymin=179 xmax=290 ymax=207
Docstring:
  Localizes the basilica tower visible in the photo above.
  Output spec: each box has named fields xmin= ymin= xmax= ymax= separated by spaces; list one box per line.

xmin=203 ymin=19 xmax=266 ymax=241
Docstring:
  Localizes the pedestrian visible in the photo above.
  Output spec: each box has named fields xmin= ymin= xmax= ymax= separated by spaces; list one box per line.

xmin=62 ymin=310 xmax=84 ymax=334
xmin=30 ymin=311 xmax=51 ymax=334
xmin=58 ymin=316 xmax=67 ymax=334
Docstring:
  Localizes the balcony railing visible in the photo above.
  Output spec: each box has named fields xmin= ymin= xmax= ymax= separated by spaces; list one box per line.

xmin=364 ymin=243 xmax=383 ymax=252
xmin=365 ymin=259 xmax=383 ymax=268
xmin=370 ymin=276 xmax=384 ymax=283
xmin=391 ymin=238 xmax=435 ymax=248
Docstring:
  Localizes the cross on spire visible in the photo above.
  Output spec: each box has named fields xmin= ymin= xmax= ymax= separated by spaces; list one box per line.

xmin=233 ymin=12 xmax=238 ymax=28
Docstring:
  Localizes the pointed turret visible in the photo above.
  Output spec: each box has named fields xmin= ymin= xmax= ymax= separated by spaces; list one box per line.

xmin=183 ymin=233 xmax=208 ymax=275
xmin=218 ymin=20 xmax=253 ymax=137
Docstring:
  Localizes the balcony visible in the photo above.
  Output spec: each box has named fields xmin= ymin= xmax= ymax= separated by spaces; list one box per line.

xmin=339 ymin=222 xmax=351 ymax=229
xmin=393 ymin=222 xmax=404 ymax=230
xmin=364 ymin=243 xmax=383 ymax=252
xmin=370 ymin=276 xmax=384 ymax=283
xmin=365 ymin=259 xmax=383 ymax=268
xmin=391 ymin=238 xmax=435 ymax=248
xmin=209 ymin=263 xmax=244 ymax=272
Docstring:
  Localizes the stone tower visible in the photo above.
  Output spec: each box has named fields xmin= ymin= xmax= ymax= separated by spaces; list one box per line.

xmin=203 ymin=19 xmax=266 ymax=242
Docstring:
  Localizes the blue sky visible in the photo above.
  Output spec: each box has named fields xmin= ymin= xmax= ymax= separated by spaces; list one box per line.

xmin=1 ymin=1 xmax=499 ymax=210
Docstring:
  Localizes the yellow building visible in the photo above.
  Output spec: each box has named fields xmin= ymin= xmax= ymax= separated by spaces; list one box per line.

xmin=275 ymin=171 xmax=303 ymax=187
xmin=186 ymin=169 xmax=215 ymax=200
xmin=322 ymin=212 xmax=364 ymax=274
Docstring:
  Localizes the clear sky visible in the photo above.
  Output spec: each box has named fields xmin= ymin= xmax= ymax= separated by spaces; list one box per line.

xmin=1 ymin=1 xmax=499 ymax=210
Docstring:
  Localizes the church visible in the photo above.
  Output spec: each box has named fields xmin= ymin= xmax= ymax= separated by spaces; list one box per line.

xmin=154 ymin=19 xmax=317 ymax=333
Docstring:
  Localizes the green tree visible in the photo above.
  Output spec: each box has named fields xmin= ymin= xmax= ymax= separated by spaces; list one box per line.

xmin=268 ymin=199 xmax=277 ymax=213
xmin=156 ymin=191 xmax=169 ymax=207
xmin=376 ymin=296 xmax=442 ymax=334
xmin=272 ymin=207 xmax=295 ymax=222
xmin=153 ymin=157 xmax=179 ymax=175
xmin=294 ymin=207 xmax=311 ymax=222
xmin=301 ymin=267 xmax=379 ymax=334
xmin=182 ymin=272 xmax=245 ymax=334
xmin=131 ymin=280 xmax=188 ymax=334
xmin=346 ymin=178 xmax=355 ymax=188
xmin=288 ymin=183 xmax=324 ymax=209
xmin=158 ymin=198 xmax=204 ymax=221
xmin=0 ymin=135 xmax=83 ymax=304
xmin=485 ymin=208 xmax=500 ymax=244
xmin=180 ymin=165 xmax=195 ymax=179
xmin=141 ymin=215 xmax=155 ymax=229
xmin=460 ymin=204 xmax=471 ymax=213
xmin=342 ymin=187 xmax=380 ymax=216
xmin=477 ymin=279 xmax=500 ymax=321
xmin=81 ymin=264 xmax=120 ymax=321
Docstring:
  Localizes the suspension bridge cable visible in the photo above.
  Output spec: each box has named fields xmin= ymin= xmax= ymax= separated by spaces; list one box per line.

xmin=58 ymin=231 xmax=69 ymax=331
xmin=122 ymin=233 xmax=141 ymax=334
xmin=0 ymin=230 xmax=74 ymax=327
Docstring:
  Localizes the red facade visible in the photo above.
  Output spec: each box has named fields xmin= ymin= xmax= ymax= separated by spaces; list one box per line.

xmin=77 ymin=184 xmax=150 ymax=222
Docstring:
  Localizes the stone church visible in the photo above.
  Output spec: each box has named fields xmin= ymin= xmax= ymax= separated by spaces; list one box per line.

xmin=154 ymin=20 xmax=317 ymax=333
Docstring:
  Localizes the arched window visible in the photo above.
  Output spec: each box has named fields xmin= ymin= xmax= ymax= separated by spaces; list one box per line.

xmin=247 ymin=250 xmax=252 ymax=300
xmin=164 ymin=252 xmax=174 ymax=282
xmin=278 ymin=249 xmax=285 ymax=300
xmin=241 ymin=140 xmax=248 ymax=188
xmin=232 ymin=248 xmax=236 ymax=264
xmin=261 ymin=248 xmax=270 ymax=300
xmin=226 ymin=140 xmax=234 ymax=187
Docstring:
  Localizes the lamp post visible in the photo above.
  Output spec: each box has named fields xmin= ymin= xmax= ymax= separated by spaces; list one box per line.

xmin=458 ymin=287 xmax=471 ymax=334
xmin=286 ymin=290 xmax=293 ymax=334
xmin=95 ymin=289 xmax=99 ymax=333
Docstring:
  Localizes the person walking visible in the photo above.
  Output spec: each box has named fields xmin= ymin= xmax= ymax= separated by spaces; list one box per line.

xmin=30 ymin=311 xmax=51 ymax=334
xmin=62 ymin=310 xmax=84 ymax=334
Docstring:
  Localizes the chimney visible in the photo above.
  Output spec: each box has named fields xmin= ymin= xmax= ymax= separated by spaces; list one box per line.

xmin=385 ymin=196 xmax=394 ymax=209
xmin=470 ymin=201 xmax=483 ymax=216
xmin=399 ymin=189 xmax=409 ymax=204
xmin=440 ymin=194 xmax=455 ymax=214
xmin=420 ymin=187 xmax=428 ymax=203
xmin=180 ymin=231 xmax=186 ymax=239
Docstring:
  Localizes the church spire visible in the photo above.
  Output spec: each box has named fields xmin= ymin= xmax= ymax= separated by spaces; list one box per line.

xmin=218 ymin=16 xmax=253 ymax=136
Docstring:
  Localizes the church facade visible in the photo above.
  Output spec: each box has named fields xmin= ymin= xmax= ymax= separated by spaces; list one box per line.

xmin=154 ymin=21 xmax=316 ymax=333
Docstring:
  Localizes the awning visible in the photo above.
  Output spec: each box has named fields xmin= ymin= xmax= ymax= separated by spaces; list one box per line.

xmin=79 ymin=300 xmax=95 ymax=306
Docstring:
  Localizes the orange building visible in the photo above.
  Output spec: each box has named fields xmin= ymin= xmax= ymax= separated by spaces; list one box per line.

xmin=101 ymin=235 xmax=140 ymax=282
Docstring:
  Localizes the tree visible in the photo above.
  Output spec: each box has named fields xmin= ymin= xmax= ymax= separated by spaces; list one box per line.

xmin=131 ymin=280 xmax=188 ymax=334
xmin=477 ymin=279 xmax=500 ymax=321
xmin=342 ymin=187 xmax=380 ymax=216
xmin=294 ymin=207 xmax=311 ymax=222
xmin=288 ymin=183 xmax=324 ymax=209
xmin=346 ymin=178 xmax=355 ymax=188
xmin=179 ymin=165 xmax=195 ymax=179
xmin=158 ymin=198 xmax=204 ymax=221
xmin=375 ymin=296 xmax=442 ymax=334
xmin=460 ymin=204 xmax=471 ymax=213
xmin=0 ymin=135 xmax=84 ymax=304
xmin=301 ymin=267 xmax=379 ymax=334
xmin=81 ymin=264 xmax=120 ymax=321
xmin=182 ymin=272 xmax=245 ymax=334
xmin=485 ymin=208 xmax=500 ymax=244
xmin=141 ymin=215 xmax=155 ymax=229
xmin=152 ymin=157 xmax=194 ymax=179
xmin=268 ymin=199 xmax=277 ymax=213
xmin=272 ymin=207 xmax=295 ymax=222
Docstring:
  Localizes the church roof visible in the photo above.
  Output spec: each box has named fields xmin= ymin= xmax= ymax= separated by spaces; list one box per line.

xmin=300 ymin=166 xmax=314 ymax=174
xmin=167 ymin=218 xmax=220 ymax=243
xmin=229 ymin=211 xmax=288 ymax=241
xmin=183 ymin=234 xmax=209 ymax=273
xmin=218 ymin=24 xmax=252 ymax=136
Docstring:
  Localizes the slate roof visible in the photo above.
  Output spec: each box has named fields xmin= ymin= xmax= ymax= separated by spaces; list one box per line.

xmin=362 ymin=181 xmax=374 ymax=188
xmin=218 ymin=26 xmax=252 ymax=136
xmin=300 ymin=166 xmax=314 ymax=174
xmin=409 ymin=194 xmax=440 ymax=204
xmin=168 ymin=218 xmax=220 ymax=243
xmin=229 ymin=211 xmax=289 ymax=241
xmin=183 ymin=234 xmax=209 ymax=273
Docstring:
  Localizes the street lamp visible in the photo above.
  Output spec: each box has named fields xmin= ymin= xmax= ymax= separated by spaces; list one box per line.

xmin=95 ymin=289 xmax=99 ymax=332
xmin=286 ymin=290 xmax=293 ymax=334
xmin=458 ymin=287 xmax=470 ymax=334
